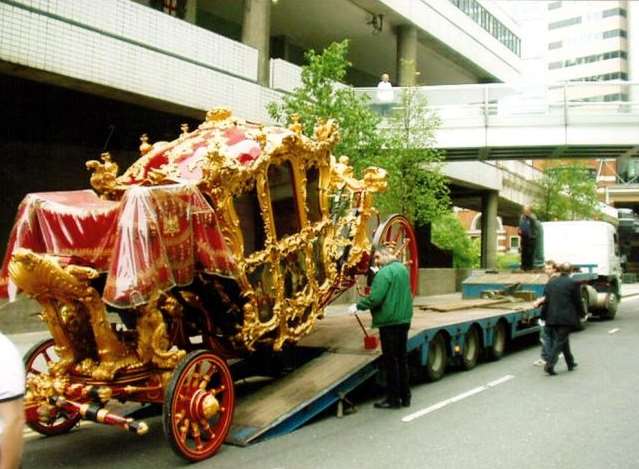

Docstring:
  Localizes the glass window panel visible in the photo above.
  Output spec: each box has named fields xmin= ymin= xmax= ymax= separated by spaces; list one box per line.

xmin=306 ymin=166 xmax=322 ymax=224
xmin=234 ymin=187 xmax=266 ymax=255
xmin=268 ymin=161 xmax=301 ymax=239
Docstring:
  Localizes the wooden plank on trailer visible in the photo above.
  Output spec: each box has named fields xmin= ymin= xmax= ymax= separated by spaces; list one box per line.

xmin=419 ymin=298 xmax=513 ymax=312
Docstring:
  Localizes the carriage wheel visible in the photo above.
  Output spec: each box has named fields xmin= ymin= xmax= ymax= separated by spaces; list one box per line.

xmin=163 ymin=350 xmax=235 ymax=462
xmin=372 ymin=214 xmax=419 ymax=296
xmin=23 ymin=338 xmax=81 ymax=435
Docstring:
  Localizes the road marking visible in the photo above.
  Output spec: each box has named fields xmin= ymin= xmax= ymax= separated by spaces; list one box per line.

xmin=608 ymin=328 xmax=620 ymax=334
xmin=402 ymin=375 xmax=515 ymax=423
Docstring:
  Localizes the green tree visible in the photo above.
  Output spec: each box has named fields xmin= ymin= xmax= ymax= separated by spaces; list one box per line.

xmin=369 ymin=81 xmax=450 ymax=224
xmin=268 ymin=43 xmax=450 ymax=228
xmin=431 ymin=213 xmax=480 ymax=267
xmin=534 ymin=162 xmax=598 ymax=221
xmin=267 ymin=40 xmax=382 ymax=166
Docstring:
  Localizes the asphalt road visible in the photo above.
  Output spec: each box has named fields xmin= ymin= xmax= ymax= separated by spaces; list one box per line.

xmin=19 ymin=296 xmax=639 ymax=469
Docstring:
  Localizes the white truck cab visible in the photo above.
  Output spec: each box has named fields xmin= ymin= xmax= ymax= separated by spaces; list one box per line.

xmin=542 ymin=220 xmax=621 ymax=318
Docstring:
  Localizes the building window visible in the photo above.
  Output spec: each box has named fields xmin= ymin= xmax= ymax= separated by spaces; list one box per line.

xmin=548 ymin=1 xmax=562 ymax=10
xmin=548 ymin=41 xmax=562 ymax=50
xmin=569 ymin=71 xmax=628 ymax=82
xmin=449 ymin=0 xmax=521 ymax=56
xmin=510 ymin=236 xmax=520 ymax=250
xmin=150 ymin=0 xmax=187 ymax=19
xmin=549 ymin=16 xmax=581 ymax=30
xmin=603 ymin=29 xmax=627 ymax=39
xmin=548 ymin=50 xmax=628 ymax=70
xmin=603 ymin=7 xmax=627 ymax=18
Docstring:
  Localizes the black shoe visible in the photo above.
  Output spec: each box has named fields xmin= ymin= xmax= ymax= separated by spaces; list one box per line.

xmin=568 ymin=362 xmax=578 ymax=371
xmin=401 ymin=397 xmax=411 ymax=408
xmin=544 ymin=364 xmax=557 ymax=376
xmin=374 ymin=399 xmax=401 ymax=409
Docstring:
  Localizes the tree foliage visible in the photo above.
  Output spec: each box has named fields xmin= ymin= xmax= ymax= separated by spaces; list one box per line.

xmin=534 ymin=162 xmax=598 ymax=221
xmin=267 ymin=40 xmax=382 ymax=167
xmin=431 ymin=212 xmax=480 ymax=268
xmin=268 ymin=41 xmax=450 ymax=228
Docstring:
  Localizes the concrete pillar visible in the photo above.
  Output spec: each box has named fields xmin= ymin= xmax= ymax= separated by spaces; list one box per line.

xmin=242 ymin=0 xmax=271 ymax=86
xmin=396 ymin=24 xmax=418 ymax=86
xmin=480 ymin=191 xmax=498 ymax=269
xmin=184 ymin=0 xmax=197 ymax=24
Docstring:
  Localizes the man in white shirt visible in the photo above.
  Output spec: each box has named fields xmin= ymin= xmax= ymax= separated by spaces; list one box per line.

xmin=376 ymin=73 xmax=394 ymax=117
xmin=0 ymin=332 xmax=25 ymax=469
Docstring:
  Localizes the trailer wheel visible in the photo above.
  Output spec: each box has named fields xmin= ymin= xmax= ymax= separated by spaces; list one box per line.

xmin=373 ymin=214 xmax=419 ymax=296
xmin=424 ymin=334 xmax=448 ymax=382
xmin=602 ymin=292 xmax=618 ymax=320
xmin=461 ymin=328 xmax=481 ymax=370
xmin=486 ymin=321 xmax=507 ymax=361
xmin=576 ymin=287 xmax=590 ymax=331
xmin=163 ymin=350 xmax=235 ymax=462
xmin=23 ymin=338 xmax=81 ymax=436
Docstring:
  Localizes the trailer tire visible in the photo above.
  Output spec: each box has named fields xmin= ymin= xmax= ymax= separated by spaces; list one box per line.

xmin=576 ymin=288 xmax=590 ymax=331
xmin=486 ymin=321 xmax=507 ymax=361
xmin=602 ymin=292 xmax=618 ymax=320
xmin=461 ymin=327 xmax=481 ymax=370
xmin=424 ymin=334 xmax=447 ymax=382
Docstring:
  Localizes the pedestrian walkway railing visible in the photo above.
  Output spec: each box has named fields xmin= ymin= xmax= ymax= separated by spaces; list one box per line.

xmin=353 ymin=82 xmax=639 ymax=129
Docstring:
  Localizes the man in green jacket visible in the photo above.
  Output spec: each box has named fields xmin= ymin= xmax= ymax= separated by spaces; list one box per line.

xmin=351 ymin=245 xmax=413 ymax=409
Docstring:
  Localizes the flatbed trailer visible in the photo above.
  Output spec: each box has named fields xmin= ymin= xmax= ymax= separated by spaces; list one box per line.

xmin=226 ymin=294 xmax=541 ymax=446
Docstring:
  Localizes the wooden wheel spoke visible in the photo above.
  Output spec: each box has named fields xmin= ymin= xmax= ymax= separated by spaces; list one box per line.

xmin=42 ymin=350 xmax=53 ymax=363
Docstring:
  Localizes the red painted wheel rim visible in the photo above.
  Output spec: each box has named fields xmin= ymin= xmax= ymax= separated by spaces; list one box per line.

xmin=24 ymin=339 xmax=80 ymax=435
xmin=167 ymin=352 xmax=234 ymax=461
xmin=373 ymin=214 xmax=419 ymax=296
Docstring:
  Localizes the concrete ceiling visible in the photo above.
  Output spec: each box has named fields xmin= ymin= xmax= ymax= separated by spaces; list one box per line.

xmin=198 ymin=0 xmax=488 ymax=85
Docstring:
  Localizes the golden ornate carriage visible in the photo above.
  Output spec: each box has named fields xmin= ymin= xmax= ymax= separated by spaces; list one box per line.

xmin=0 ymin=108 xmax=418 ymax=461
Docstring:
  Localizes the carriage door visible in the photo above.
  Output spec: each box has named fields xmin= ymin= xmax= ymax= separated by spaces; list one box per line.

xmin=267 ymin=161 xmax=310 ymax=307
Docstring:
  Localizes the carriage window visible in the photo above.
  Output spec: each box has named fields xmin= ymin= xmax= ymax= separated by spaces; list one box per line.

xmin=306 ymin=166 xmax=322 ymax=223
xmin=234 ymin=188 xmax=266 ymax=255
xmin=268 ymin=162 xmax=301 ymax=239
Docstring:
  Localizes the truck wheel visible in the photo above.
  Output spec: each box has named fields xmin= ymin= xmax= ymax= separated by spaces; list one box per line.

xmin=424 ymin=334 xmax=447 ymax=382
xmin=602 ymin=292 xmax=618 ymax=320
xmin=576 ymin=288 xmax=590 ymax=331
xmin=462 ymin=328 xmax=481 ymax=370
xmin=486 ymin=321 xmax=507 ymax=361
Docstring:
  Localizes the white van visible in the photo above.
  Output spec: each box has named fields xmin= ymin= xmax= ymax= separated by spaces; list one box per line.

xmin=542 ymin=221 xmax=621 ymax=319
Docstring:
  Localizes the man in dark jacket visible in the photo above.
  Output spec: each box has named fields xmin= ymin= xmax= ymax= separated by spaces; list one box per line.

xmin=518 ymin=206 xmax=539 ymax=271
xmin=540 ymin=262 xmax=582 ymax=375
xmin=352 ymin=246 xmax=413 ymax=409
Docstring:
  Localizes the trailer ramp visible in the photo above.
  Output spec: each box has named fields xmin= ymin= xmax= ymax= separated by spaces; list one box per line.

xmin=226 ymin=315 xmax=380 ymax=446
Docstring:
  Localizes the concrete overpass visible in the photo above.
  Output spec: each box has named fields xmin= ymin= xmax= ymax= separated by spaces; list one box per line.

xmin=355 ymin=82 xmax=639 ymax=267
xmin=356 ymin=82 xmax=639 ymax=160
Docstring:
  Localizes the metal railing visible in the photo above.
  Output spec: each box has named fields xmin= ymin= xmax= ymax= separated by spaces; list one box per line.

xmin=354 ymin=82 xmax=639 ymax=128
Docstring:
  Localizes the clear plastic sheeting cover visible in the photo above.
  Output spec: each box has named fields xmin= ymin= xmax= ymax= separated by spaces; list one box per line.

xmin=0 ymin=185 xmax=234 ymax=308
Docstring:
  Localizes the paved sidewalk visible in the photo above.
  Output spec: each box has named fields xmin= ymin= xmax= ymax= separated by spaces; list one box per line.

xmin=621 ymin=283 xmax=639 ymax=298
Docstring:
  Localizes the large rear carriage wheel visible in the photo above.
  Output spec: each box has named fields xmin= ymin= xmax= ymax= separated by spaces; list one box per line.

xmin=163 ymin=350 xmax=235 ymax=462
xmin=23 ymin=338 xmax=81 ymax=436
xmin=373 ymin=214 xmax=419 ymax=295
